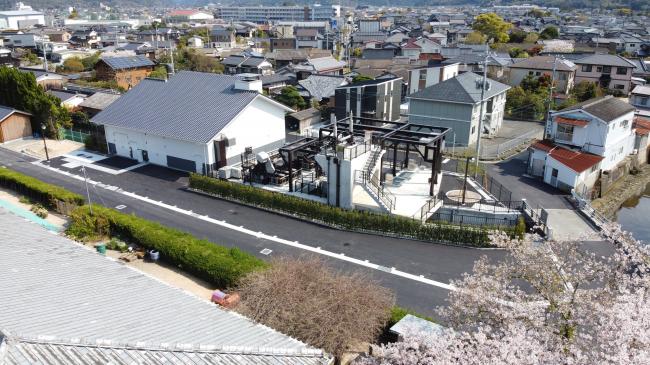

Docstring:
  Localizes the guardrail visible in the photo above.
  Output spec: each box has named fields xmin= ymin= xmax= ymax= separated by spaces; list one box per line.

xmin=357 ymin=170 xmax=396 ymax=212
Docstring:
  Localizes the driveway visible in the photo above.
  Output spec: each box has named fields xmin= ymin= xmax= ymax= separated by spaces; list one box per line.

xmin=484 ymin=151 xmax=597 ymax=239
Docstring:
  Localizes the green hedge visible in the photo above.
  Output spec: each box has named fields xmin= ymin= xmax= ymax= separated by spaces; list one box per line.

xmin=189 ymin=174 xmax=495 ymax=247
xmin=67 ymin=205 xmax=268 ymax=287
xmin=0 ymin=167 xmax=85 ymax=212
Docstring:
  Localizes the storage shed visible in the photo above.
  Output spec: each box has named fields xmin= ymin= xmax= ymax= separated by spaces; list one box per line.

xmin=0 ymin=106 xmax=32 ymax=143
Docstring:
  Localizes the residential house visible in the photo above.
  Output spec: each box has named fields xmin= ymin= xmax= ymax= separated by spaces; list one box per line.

xmin=78 ymin=92 xmax=121 ymax=117
xmin=210 ymin=28 xmax=235 ymax=49
xmin=94 ymin=55 xmax=155 ymax=90
xmin=400 ymin=40 xmax=421 ymax=61
xmin=444 ymin=53 xmax=513 ymax=82
xmin=42 ymin=29 xmax=70 ymax=42
xmin=427 ymin=32 xmax=447 ymax=46
xmin=93 ymin=72 xmax=293 ymax=173
xmin=620 ymin=34 xmax=646 ymax=55
xmin=265 ymin=48 xmax=330 ymax=68
xmin=291 ymin=56 xmax=346 ymax=79
xmin=260 ymin=70 xmax=296 ymax=94
xmin=297 ymin=74 xmax=347 ymax=106
xmin=222 ymin=55 xmax=273 ymax=75
xmin=286 ymin=107 xmax=322 ymax=136
xmin=186 ymin=36 xmax=204 ymax=48
xmin=47 ymin=89 xmax=87 ymax=110
xmin=407 ymin=61 xmax=459 ymax=95
xmin=528 ymin=96 xmax=636 ymax=196
xmin=630 ymin=85 xmax=650 ymax=114
xmin=69 ymin=29 xmax=100 ymax=48
xmin=0 ymin=105 xmax=31 ymax=143
xmin=0 ymin=211 xmax=331 ymax=365
xmin=295 ymin=28 xmax=320 ymax=49
xmin=20 ymin=67 xmax=67 ymax=90
xmin=573 ymin=54 xmax=636 ymax=94
xmin=334 ymin=76 xmax=402 ymax=122
xmin=408 ymin=72 xmax=510 ymax=146
xmin=135 ymin=28 xmax=181 ymax=43
xmin=0 ymin=47 xmax=18 ymax=67
xmin=270 ymin=37 xmax=297 ymax=51
xmin=508 ymin=56 xmax=577 ymax=100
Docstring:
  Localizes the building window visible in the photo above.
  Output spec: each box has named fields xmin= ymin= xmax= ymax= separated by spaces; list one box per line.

xmin=556 ymin=123 xmax=574 ymax=142
xmin=528 ymin=71 xmax=534 ymax=75
xmin=596 ymin=66 xmax=602 ymax=72
xmin=558 ymin=73 xmax=567 ymax=81
xmin=590 ymin=164 xmax=599 ymax=173
xmin=471 ymin=126 xmax=476 ymax=134
xmin=581 ymin=65 xmax=592 ymax=72
xmin=535 ymin=71 xmax=541 ymax=76
xmin=615 ymin=84 xmax=624 ymax=90
xmin=641 ymin=96 xmax=649 ymax=106
xmin=621 ymin=120 xmax=629 ymax=128
xmin=602 ymin=66 xmax=611 ymax=74
xmin=616 ymin=67 xmax=627 ymax=75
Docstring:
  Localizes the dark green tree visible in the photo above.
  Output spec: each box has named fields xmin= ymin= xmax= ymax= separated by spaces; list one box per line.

xmin=508 ymin=29 xmax=528 ymax=43
xmin=275 ymin=86 xmax=306 ymax=110
xmin=571 ymin=81 xmax=604 ymax=102
xmin=0 ymin=67 xmax=71 ymax=137
xmin=540 ymin=26 xmax=559 ymax=40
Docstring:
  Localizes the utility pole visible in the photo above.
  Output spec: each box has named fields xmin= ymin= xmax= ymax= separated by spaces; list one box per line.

xmin=81 ymin=165 xmax=93 ymax=215
xmin=546 ymin=56 xmax=558 ymax=139
xmin=42 ymin=41 xmax=48 ymax=72
xmin=474 ymin=42 xmax=489 ymax=178
xmin=169 ymin=44 xmax=175 ymax=74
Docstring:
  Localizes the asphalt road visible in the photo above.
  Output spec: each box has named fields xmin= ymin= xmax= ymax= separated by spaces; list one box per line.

xmin=0 ymin=148 xmax=506 ymax=317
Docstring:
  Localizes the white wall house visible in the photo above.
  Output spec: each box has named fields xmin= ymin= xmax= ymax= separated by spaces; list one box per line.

xmin=408 ymin=62 xmax=459 ymax=95
xmin=93 ymin=72 xmax=292 ymax=174
xmin=528 ymin=95 xmax=636 ymax=196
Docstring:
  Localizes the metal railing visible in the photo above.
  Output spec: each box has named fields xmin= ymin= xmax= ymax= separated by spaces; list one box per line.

xmin=414 ymin=195 xmax=441 ymax=222
xmin=479 ymin=128 xmax=540 ymax=159
xmin=429 ymin=211 xmax=519 ymax=227
xmin=343 ymin=139 xmax=372 ymax=160
xmin=357 ymin=170 xmax=396 ymax=212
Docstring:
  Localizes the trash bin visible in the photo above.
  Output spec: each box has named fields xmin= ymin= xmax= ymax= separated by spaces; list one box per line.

xmin=95 ymin=243 xmax=106 ymax=255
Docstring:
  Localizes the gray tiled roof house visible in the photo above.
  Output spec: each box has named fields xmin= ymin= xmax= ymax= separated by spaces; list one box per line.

xmin=0 ymin=207 xmax=331 ymax=365
xmin=92 ymin=71 xmax=262 ymax=143
xmin=562 ymin=95 xmax=635 ymax=122
xmin=408 ymin=72 xmax=510 ymax=104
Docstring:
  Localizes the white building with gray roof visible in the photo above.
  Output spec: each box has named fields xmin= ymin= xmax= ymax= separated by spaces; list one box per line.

xmin=92 ymin=71 xmax=293 ymax=174
xmin=0 ymin=207 xmax=331 ymax=365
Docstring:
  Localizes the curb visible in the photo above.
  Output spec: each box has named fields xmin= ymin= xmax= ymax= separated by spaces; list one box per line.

xmin=184 ymin=187 xmax=504 ymax=251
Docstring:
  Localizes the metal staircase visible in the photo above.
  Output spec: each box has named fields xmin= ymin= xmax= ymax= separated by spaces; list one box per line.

xmin=356 ymin=146 xmax=396 ymax=212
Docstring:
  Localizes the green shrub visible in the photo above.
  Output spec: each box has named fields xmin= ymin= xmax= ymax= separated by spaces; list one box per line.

xmin=30 ymin=203 xmax=48 ymax=218
xmin=189 ymin=174 xmax=494 ymax=247
xmin=0 ymin=168 xmax=85 ymax=213
xmin=67 ymin=205 xmax=268 ymax=287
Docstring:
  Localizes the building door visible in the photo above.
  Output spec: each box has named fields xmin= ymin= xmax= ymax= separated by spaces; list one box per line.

xmin=214 ymin=140 xmax=227 ymax=168
xmin=141 ymin=150 xmax=149 ymax=162
xmin=550 ymin=168 xmax=559 ymax=187
xmin=531 ymin=159 xmax=545 ymax=177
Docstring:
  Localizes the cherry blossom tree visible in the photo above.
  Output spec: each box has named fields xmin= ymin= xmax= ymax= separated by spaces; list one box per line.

xmin=355 ymin=225 xmax=650 ymax=364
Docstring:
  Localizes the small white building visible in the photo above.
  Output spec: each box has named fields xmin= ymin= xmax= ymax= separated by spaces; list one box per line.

xmin=0 ymin=9 xmax=44 ymax=29
xmin=186 ymin=35 xmax=204 ymax=48
xmin=528 ymin=96 xmax=636 ymax=196
xmin=93 ymin=71 xmax=293 ymax=173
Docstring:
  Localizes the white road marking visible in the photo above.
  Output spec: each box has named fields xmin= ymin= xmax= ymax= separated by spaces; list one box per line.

xmin=260 ymin=248 xmax=272 ymax=255
xmin=115 ymin=205 xmax=127 ymax=210
xmin=33 ymin=161 xmax=456 ymax=291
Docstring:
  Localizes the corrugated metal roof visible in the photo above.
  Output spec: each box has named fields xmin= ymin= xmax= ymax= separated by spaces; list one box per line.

xmin=100 ymin=55 xmax=155 ymax=70
xmin=92 ymin=71 xmax=260 ymax=143
xmin=0 ymin=208 xmax=329 ymax=365
xmin=78 ymin=92 xmax=121 ymax=110
xmin=408 ymin=72 xmax=510 ymax=104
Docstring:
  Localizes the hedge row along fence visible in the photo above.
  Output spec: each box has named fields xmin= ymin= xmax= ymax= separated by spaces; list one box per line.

xmin=188 ymin=174 xmax=513 ymax=247
xmin=0 ymin=167 xmax=85 ymax=214
xmin=66 ymin=204 xmax=267 ymax=288
xmin=67 ymin=205 xmax=268 ymax=287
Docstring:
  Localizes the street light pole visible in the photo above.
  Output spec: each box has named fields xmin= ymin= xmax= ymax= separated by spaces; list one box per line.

xmin=474 ymin=42 xmax=489 ymax=179
xmin=40 ymin=124 xmax=49 ymax=161
xmin=461 ymin=156 xmax=473 ymax=205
